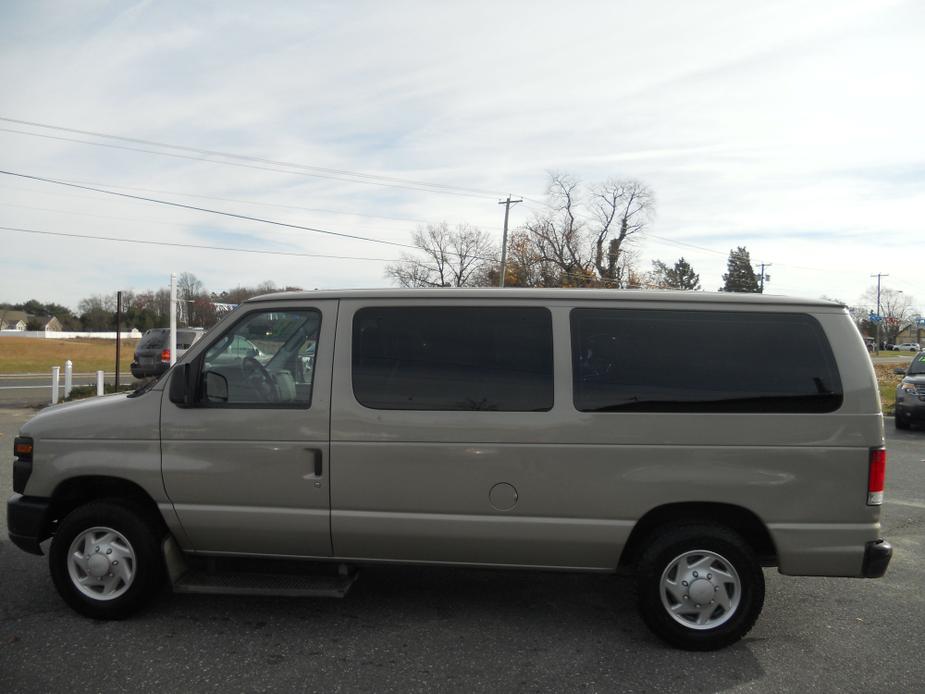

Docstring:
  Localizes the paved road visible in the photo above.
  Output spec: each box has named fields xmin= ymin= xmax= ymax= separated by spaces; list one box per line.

xmin=0 ymin=410 xmax=922 ymax=692
xmin=0 ymin=373 xmax=139 ymax=407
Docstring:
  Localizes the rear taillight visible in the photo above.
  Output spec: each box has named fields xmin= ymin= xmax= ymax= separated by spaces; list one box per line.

xmin=868 ymin=448 xmax=886 ymax=505
xmin=160 ymin=348 xmax=171 ymax=363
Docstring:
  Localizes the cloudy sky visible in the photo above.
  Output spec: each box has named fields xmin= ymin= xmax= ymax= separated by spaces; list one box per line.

xmin=0 ymin=0 xmax=922 ymax=313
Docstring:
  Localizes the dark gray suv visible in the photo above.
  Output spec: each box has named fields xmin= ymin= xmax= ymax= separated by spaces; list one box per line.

xmin=130 ymin=328 xmax=204 ymax=378
xmin=895 ymin=351 xmax=925 ymax=429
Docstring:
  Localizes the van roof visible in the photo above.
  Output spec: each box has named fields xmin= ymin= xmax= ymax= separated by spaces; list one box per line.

xmin=244 ymin=288 xmax=845 ymax=309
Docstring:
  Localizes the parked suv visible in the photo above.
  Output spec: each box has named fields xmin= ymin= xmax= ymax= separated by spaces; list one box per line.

xmin=893 ymin=342 xmax=921 ymax=352
xmin=130 ymin=328 xmax=205 ymax=378
xmin=895 ymin=350 xmax=925 ymax=429
xmin=8 ymin=290 xmax=891 ymax=650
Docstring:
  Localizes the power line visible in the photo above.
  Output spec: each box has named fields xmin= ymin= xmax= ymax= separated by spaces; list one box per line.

xmin=0 ymin=169 xmax=419 ymax=250
xmin=0 ymin=179 xmax=431 ymax=225
xmin=0 ymin=225 xmax=397 ymax=262
xmin=0 ymin=115 xmax=513 ymax=195
xmin=0 ymin=126 xmax=501 ymax=199
xmin=0 ymin=117 xmax=514 ymax=200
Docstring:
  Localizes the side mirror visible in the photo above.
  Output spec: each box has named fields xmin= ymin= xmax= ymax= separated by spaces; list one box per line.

xmin=894 ymin=368 xmax=907 ymax=375
xmin=204 ymin=371 xmax=229 ymax=403
xmin=169 ymin=363 xmax=193 ymax=406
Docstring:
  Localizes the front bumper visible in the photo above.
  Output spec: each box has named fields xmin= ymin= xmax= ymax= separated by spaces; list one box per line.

xmin=7 ymin=494 xmax=51 ymax=555
xmin=895 ymin=401 xmax=925 ymax=422
xmin=862 ymin=539 xmax=892 ymax=578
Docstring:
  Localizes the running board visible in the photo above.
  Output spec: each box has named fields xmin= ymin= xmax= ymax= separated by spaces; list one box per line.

xmin=173 ymin=568 xmax=357 ymax=598
xmin=162 ymin=536 xmax=357 ymax=598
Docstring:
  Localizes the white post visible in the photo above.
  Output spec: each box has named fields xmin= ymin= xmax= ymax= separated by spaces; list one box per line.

xmin=64 ymin=360 xmax=73 ymax=398
xmin=96 ymin=370 xmax=105 ymax=396
xmin=169 ymin=272 xmax=178 ymax=366
xmin=51 ymin=366 xmax=60 ymax=404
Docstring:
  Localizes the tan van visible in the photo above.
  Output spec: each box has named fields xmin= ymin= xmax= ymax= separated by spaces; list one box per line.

xmin=7 ymin=289 xmax=891 ymax=650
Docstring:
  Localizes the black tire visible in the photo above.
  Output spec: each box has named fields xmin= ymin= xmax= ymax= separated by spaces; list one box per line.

xmin=895 ymin=415 xmax=910 ymax=430
xmin=635 ymin=523 xmax=765 ymax=651
xmin=49 ymin=500 xmax=165 ymax=619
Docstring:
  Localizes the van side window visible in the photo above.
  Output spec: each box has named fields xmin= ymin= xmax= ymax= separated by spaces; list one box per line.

xmin=200 ymin=309 xmax=320 ymax=407
xmin=352 ymin=307 xmax=553 ymax=411
xmin=571 ymin=309 xmax=843 ymax=413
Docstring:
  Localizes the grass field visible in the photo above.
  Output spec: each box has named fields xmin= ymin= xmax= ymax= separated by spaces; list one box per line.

xmin=0 ymin=337 xmax=138 ymax=374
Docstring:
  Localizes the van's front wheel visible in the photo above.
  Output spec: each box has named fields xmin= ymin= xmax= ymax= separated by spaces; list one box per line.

xmin=49 ymin=501 xmax=165 ymax=619
xmin=636 ymin=524 xmax=764 ymax=650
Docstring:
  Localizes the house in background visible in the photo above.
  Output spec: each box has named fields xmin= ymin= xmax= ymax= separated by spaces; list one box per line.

xmin=0 ymin=310 xmax=29 ymax=330
xmin=36 ymin=316 xmax=63 ymax=331
xmin=0 ymin=311 xmax=63 ymax=331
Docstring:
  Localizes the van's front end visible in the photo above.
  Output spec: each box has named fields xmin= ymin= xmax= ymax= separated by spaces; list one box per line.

xmin=7 ymin=390 xmax=169 ymax=555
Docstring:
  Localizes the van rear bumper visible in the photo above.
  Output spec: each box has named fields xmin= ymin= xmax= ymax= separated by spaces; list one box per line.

xmin=769 ymin=522 xmax=886 ymax=577
xmin=861 ymin=539 xmax=892 ymax=578
xmin=7 ymin=494 xmax=51 ymax=555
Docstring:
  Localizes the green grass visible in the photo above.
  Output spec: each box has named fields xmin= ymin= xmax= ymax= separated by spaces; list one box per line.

xmin=0 ymin=336 xmax=137 ymax=374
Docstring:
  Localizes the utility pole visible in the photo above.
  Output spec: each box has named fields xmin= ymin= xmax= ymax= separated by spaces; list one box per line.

xmin=755 ymin=262 xmax=772 ymax=293
xmin=170 ymin=273 xmax=177 ymax=366
xmin=871 ymin=273 xmax=888 ymax=354
xmin=498 ymin=195 xmax=522 ymax=287
xmin=115 ymin=291 xmax=122 ymax=390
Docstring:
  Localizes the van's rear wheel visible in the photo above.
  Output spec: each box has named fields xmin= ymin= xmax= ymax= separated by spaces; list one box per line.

xmin=636 ymin=524 xmax=764 ymax=650
xmin=49 ymin=501 xmax=165 ymax=619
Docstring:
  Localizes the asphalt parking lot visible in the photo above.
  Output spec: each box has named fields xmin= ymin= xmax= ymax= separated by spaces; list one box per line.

xmin=1 ymin=407 xmax=923 ymax=693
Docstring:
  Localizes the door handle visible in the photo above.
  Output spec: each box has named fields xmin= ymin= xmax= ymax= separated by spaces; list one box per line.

xmin=306 ymin=448 xmax=323 ymax=477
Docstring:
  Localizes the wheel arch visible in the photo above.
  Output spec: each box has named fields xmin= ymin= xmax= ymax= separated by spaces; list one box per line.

xmin=618 ymin=502 xmax=777 ymax=571
xmin=48 ymin=475 xmax=167 ymax=536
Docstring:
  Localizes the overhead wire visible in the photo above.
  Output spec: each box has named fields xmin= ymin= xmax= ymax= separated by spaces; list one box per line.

xmin=0 ymin=225 xmax=398 ymax=262
xmin=0 ymin=169 xmax=419 ymax=251
xmin=0 ymin=180 xmax=432 ymax=226
xmin=0 ymin=117 xmax=531 ymax=202
xmin=0 ymin=126 xmax=506 ymax=200
xmin=0 ymin=115 xmax=513 ymax=196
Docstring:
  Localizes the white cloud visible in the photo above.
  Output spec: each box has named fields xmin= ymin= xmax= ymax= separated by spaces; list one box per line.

xmin=0 ymin=0 xmax=922 ymax=311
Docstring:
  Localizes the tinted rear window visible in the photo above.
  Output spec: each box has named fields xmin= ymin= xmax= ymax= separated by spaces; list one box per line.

xmin=138 ymin=330 xmax=167 ymax=349
xmin=352 ymin=306 xmax=554 ymax=411
xmin=571 ymin=309 xmax=842 ymax=413
xmin=138 ymin=330 xmax=198 ymax=349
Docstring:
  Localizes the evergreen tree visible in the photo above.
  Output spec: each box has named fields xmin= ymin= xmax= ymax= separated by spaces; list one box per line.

xmin=649 ymin=257 xmax=702 ymax=290
xmin=667 ymin=257 xmax=700 ymax=290
xmin=721 ymin=247 xmax=760 ymax=293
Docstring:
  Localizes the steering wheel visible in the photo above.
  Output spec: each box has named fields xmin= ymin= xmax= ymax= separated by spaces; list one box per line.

xmin=242 ymin=355 xmax=277 ymax=402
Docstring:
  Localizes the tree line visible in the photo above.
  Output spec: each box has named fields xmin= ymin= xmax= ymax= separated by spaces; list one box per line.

xmin=1 ymin=274 xmax=302 ymax=332
xmin=386 ymin=172 xmax=764 ymax=293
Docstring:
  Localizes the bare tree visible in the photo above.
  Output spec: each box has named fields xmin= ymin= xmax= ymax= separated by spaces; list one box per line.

xmin=385 ymin=223 xmax=497 ymax=288
xmin=588 ymin=179 xmax=655 ymax=283
xmin=176 ymin=272 xmax=203 ymax=302
xmin=861 ymin=286 xmax=916 ymax=344
xmin=516 ymin=172 xmax=655 ymax=287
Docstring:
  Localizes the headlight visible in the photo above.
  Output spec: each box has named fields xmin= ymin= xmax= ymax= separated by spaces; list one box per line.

xmin=900 ymin=382 xmax=918 ymax=395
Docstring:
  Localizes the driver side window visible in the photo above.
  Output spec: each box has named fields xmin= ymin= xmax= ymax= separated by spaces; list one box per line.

xmin=200 ymin=309 xmax=320 ymax=408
